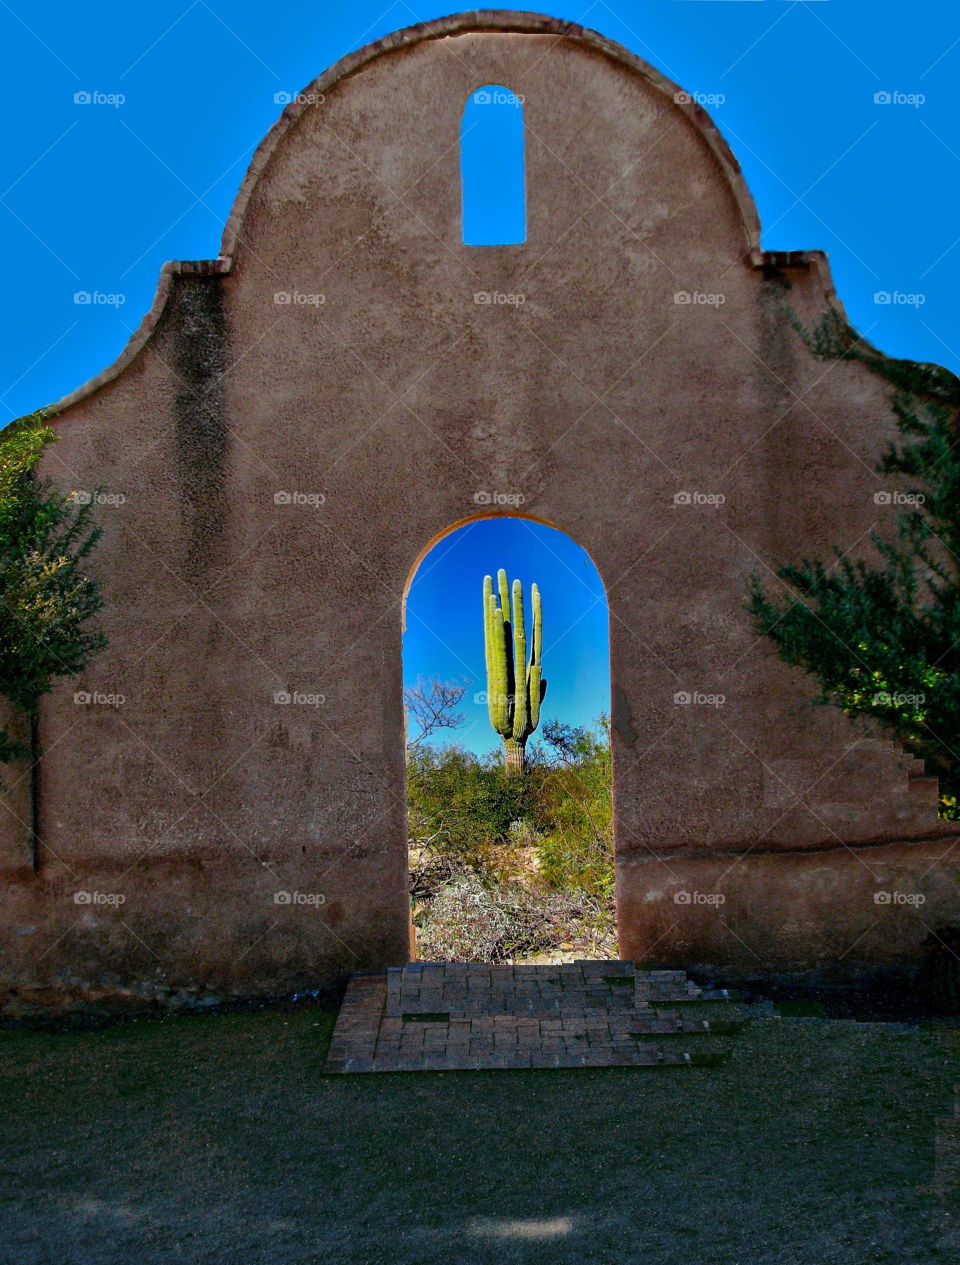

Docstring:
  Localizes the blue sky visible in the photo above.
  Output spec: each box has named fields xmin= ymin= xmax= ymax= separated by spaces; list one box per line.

xmin=405 ymin=519 xmax=609 ymax=756
xmin=1 ymin=2 xmax=956 ymax=421
xmin=1 ymin=1 xmax=956 ymax=751
xmin=461 ymin=85 xmax=526 ymax=244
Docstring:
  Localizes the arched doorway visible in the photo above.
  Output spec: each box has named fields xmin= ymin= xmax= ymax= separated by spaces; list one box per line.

xmin=401 ymin=514 xmax=614 ymax=964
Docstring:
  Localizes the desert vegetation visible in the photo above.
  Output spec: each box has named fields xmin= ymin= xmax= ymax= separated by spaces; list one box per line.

xmin=406 ymin=713 xmax=615 ymax=962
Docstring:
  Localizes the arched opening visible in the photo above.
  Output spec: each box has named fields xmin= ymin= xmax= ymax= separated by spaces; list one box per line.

xmin=460 ymin=84 xmax=526 ymax=245
xmin=402 ymin=515 xmax=614 ymax=964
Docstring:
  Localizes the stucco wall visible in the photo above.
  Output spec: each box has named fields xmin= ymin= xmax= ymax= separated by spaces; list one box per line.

xmin=0 ymin=13 xmax=956 ymax=1005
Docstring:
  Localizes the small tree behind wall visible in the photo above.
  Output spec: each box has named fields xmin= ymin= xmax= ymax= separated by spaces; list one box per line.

xmin=0 ymin=412 xmax=107 ymax=869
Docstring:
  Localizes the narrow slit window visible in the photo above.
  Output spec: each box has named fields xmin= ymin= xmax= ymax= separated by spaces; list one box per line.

xmin=460 ymin=85 xmax=526 ymax=245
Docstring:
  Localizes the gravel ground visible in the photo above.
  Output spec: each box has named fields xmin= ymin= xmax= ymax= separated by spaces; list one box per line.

xmin=1 ymin=1002 xmax=958 ymax=1264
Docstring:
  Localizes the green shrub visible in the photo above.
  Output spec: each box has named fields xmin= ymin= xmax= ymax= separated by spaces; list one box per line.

xmin=407 ymin=744 xmax=535 ymax=866
xmin=407 ymin=716 xmax=616 ymax=959
xmin=529 ymin=716 xmax=614 ymax=902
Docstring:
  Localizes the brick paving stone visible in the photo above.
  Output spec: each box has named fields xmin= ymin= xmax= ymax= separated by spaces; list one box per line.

xmin=324 ymin=961 xmax=736 ymax=1073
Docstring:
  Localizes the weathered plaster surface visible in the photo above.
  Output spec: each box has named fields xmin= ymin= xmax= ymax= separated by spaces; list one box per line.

xmin=1 ymin=13 xmax=954 ymax=1006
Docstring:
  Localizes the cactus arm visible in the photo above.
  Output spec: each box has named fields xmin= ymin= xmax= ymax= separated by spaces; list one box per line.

xmin=498 ymin=569 xmax=513 ymax=718
xmin=528 ymin=663 xmax=541 ymax=732
xmin=526 ymin=581 xmax=541 ymax=733
xmin=487 ymin=591 xmax=511 ymax=735
xmin=483 ymin=573 xmax=495 ymax=716
xmin=496 ymin=567 xmax=514 ymax=716
xmin=532 ymin=582 xmax=542 ymax=666
xmin=527 ymin=583 xmax=543 ymax=731
xmin=497 ymin=569 xmax=510 ymax=625
xmin=511 ymin=578 xmax=529 ymax=742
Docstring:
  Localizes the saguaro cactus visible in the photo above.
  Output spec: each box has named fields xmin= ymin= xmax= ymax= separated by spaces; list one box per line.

xmin=483 ymin=569 xmax=546 ymax=774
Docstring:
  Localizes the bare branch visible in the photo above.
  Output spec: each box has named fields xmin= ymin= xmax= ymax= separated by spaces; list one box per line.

xmin=404 ymin=675 xmax=469 ymax=750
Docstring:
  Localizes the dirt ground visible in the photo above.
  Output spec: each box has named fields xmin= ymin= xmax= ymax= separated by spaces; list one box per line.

xmin=1 ymin=1001 xmax=958 ymax=1264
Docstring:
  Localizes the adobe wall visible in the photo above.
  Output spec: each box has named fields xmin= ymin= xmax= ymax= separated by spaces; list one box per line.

xmin=1 ymin=13 xmax=956 ymax=1008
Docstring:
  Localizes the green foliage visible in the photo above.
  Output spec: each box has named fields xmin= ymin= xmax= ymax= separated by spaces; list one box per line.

xmin=483 ymin=569 xmax=546 ymax=773
xmin=406 ymin=744 xmax=534 ymax=868
xmin=408 ymin=715 xmax=615 ymax=959
xmin=0 ymin=411 xmax=107 ymax=769
xmin=531 ymin=715 xmax=614 ymax=903
xmin=749 ymin=309 xmax=960 ymax=809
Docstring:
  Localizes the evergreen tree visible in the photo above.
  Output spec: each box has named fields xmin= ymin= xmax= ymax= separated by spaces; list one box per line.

xmin=748 ymin=308 xmax=960 ymax=813
xmin=0 ymin=412 xmax=107 ymax=866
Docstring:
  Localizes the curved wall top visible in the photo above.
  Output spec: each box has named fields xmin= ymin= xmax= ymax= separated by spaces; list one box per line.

xmin=43 ymin=9 xmax=851 ymax=419
xmin=219 ymin=10 xmax=763 ymax=262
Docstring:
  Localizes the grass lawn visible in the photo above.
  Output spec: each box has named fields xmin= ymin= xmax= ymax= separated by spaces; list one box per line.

xmin=1 ymin=1001 xmax=958 ymax=1264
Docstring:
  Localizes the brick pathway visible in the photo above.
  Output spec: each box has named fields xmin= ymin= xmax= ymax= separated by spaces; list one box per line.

xmin=323 ymin=961 xmax=737 ymax=1073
